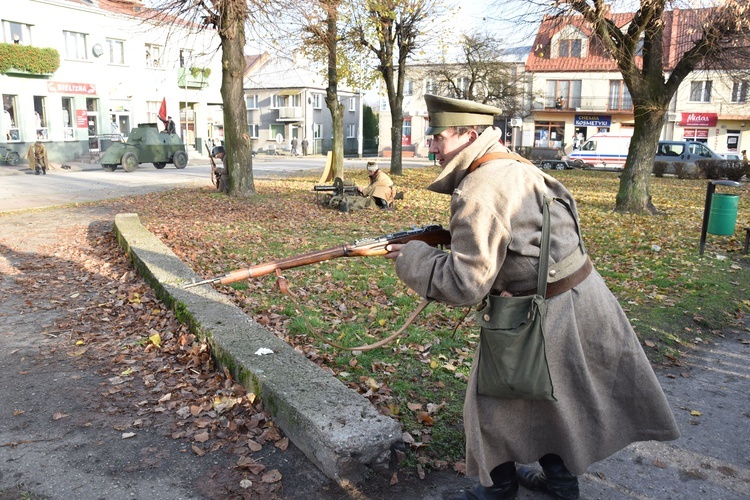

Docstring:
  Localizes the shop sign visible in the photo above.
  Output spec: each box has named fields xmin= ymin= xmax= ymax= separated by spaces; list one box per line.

xmin=680 ymin=112 xmax=717 ymax=127
xmin=47 ymin=81 xmax=97 ymax=95
xmin=574 ymin=115 xmax=611 ymax=127
xmin=75 ymin=109 xmax=88 ymax=128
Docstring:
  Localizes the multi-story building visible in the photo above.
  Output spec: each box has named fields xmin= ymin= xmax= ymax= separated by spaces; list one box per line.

xmin=522 ymin=9 xmax=749 ymax=155
xmin=380 ymin=8 xmax=749 ymax=158
xmin=243 ymin=53 xmax=362 ymax=156
xmin=1 ymin=0 xmax=223 ymax=164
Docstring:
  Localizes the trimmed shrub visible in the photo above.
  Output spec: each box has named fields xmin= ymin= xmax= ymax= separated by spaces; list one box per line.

xmin=697 ymin=159 xmax=726 ymax=180
xmin=653 ymin=161 xmax=669 ymax=177
xmin=672 ymin=162 xmax=700 ymax=179
xmin=723 ymin=160 xmax=746 ymax=182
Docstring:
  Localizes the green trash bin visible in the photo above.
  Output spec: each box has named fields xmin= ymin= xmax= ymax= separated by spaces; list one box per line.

xmin=428 ymin=152 xmax=435 ymax=161
xmin=707 ymin=193 xmax=740 ymax=235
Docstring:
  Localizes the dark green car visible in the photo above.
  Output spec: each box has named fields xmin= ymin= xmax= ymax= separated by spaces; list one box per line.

xmin=99 ymin=123 xmax=188 ymax=172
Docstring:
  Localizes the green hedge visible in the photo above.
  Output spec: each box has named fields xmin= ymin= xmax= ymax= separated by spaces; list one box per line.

xmin=0 ymin=43 xmax=60 ymax=75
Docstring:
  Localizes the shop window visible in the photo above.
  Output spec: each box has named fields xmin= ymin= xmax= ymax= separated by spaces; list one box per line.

xmin=64 ymin=30 xmax=88 ymax=60
xmin=145 ymin=43 xmax=162 ymax=68
xmin=33 ymin=95 xmax=48 ymax=140
xmin=534 ymin=121 xmax=565 ymax=148
xmin=689 ymin=81 xmax=712 ymax=102
xmin=3 ymin=94 xmax=20 ymax=141
xmin=107 ymin=38 xmax=125 ymax=65
xmin=61 ymin=97 xmax=75 ymax=140
xmin=3 ymin=21 xmax=31 ymax=45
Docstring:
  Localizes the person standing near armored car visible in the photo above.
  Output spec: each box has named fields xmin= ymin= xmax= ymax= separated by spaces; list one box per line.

xmin=384 ymin=94 xmax=679 ymax=499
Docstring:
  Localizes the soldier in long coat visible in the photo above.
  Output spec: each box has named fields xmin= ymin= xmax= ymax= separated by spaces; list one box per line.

xmin=385 ymin=95 xmax=679 ymax=499
xmin=25 ymin=141 xmax=49 ymax=175
xmin=358 ymin=162 xmax=396 ymax=208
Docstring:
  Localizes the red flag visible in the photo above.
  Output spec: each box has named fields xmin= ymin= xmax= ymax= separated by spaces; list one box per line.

xmin=158 ymin=97 xmax=167 ymax=123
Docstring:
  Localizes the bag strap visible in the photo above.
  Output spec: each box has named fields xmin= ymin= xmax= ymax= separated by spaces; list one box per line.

xmin=537 ymin=196 xmax=553 ymax=297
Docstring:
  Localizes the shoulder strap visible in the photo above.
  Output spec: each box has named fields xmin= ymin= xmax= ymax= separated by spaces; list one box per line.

xmin=468 ymin=151 xmax=535 ymax=174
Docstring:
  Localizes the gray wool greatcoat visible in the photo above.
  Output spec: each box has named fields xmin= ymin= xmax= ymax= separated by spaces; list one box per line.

xmin=394 ymin=128 xmax=679 ymax=486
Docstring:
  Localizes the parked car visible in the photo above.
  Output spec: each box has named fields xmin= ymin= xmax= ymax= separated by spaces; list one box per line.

xmin=568 ymin=131 xmax=634 ymax=168
xmin=721 ymin=153 xmax=741 ymax=161
xmin=655 ymin=140 xmax=723 ymax=166
xmin=99 ymin=123 xmax=188 ymax=172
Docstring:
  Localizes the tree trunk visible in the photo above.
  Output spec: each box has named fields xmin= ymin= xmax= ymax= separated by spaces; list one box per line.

xmin=323 ymin=2 xmax=344 ymax=180
xmin=220 ymin=0 xmax=255 ymax=196
xmin=389 ymin=115 xmax=404 ymax=175
xmin=615 ymin=105 xmax=666 ymax=214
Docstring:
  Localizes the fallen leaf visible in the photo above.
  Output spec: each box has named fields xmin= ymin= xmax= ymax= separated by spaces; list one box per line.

xmin=52 ymin=411 xmax=70 ymax=421
xmin=122 ymin=432 xmax=136 ymax=439
xmin=261 ymin=469 xmax=282 ymax=483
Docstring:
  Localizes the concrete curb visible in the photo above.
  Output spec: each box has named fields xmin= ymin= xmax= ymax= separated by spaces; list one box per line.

xmin=112 ymin=213 xmax=402 ymax=484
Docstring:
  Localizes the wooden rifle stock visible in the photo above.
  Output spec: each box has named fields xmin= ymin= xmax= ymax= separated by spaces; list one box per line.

xmin=183 ymin=224 xmax=450 ymax=288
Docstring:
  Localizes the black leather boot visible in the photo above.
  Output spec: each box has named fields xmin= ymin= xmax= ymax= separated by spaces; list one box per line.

xmin=35 ymin=167 xmax=40 ymax=175
xmin=517 ymin=454 xmax=579 ymax=499
xmin=454 ymin=462 xmax=518 ymax=500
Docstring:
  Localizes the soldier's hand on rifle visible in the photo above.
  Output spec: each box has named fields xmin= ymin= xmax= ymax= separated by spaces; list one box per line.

xmin=384 ymin=244 xmax=403 ymax=260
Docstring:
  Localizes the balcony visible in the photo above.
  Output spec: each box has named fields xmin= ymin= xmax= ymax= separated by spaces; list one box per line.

xmin=532 ymin=95 xmax=634 ymax=114
xmin=277 ymin=106 xmax=303 ymax=121
xmin=0 ymin=43 xmax=59 ymax=77
xmin=177 ymin=67 xmax=209 ymax=89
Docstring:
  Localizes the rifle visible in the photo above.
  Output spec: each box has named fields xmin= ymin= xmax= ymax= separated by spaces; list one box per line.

xmin=205 ymin=143 xmax=218 ymax=187
xmin=183 ymin=224 xmax=450 ymax=289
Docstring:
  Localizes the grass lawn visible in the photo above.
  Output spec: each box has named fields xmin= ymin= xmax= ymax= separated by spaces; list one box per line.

xmin=113 ymin=166 xmax=750 ymax=471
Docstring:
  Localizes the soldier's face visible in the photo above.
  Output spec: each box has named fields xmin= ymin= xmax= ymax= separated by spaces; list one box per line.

xmin=429 ymin=128 xmax=477 ymax=168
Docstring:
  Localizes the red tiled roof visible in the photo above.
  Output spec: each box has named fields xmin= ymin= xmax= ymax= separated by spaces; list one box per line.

xmin=525 ymin=9 xmax=716 ymax=73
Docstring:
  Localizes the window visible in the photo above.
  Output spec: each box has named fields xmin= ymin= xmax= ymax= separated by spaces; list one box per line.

xmin=272 ymin=94 xmax=287 ymax=108
xmin=558 ymin=39 xmax=581 ymax=58
xmin=312 ymin=93 xmax=322 ymax=109
xmin=456 ymin=77 xmax=470 ymax=99
xmin=248 ymin=124 xmax=259 ymax=138
xmin=179 ymin=49 xmax=192 ymax=68
xmin=349 ymin=97 xmax=356 ymax=112
xmin=61 ymin=97 xmax=75 ymax=139
xmin=346 ymin=124 xmax=356 ymax=138
xmin=404 ymin=80 xmax=413 ymax=96
xmin=546 ymin=80 xmax=581 ymax=109
xmin=106 ymin=38 xmax=125 ymax=65
xmin=608 ymin=81 xmax=632 ymax=111
xmin=731 ymin=80 xmax=748 ymax=103
xmin=313 ymin=123 xmax=322 ymax=140
xmin=145 ymin=43 xmax=162 ymax=68
xmin=290 ymin=93 xmax=301 ymax=107
xmin=270 ymin=123 xmax=284 ymax=141
xmin=534 ymin=121 xmax=565 ymax=148
xmin=3 ymin=21 xmax=31 ymax=45
xmin=689 ymin=81 xmax=712 ymax=102
xmin=2 ymin=94 xmax=20 ymax=141
xmin=425 ymin=78 xmax=437 ymax=94
xmin=33 ymin=96 xmax=48 ymax=140
xmin=64 ymin=31 xmax=88 ymax=60
xmin=246 ymin=94 xmax=259 ymax=109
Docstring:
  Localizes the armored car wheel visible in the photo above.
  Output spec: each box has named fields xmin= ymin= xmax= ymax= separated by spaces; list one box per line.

xmin=121 ymin=152 xmax=139 ymax=172
xmin=8 ymin=151 xmax=20 ymax=166
xmin=172 ymin=150 xmax=188 ymax=169
xmin=153 ymin=162 xmax=166 ymax=169
xmin=101 ymin=164 xmax=117 ymax=172
xmin=541 ymin=161 xmax=553 ymax=170
xmin=555 ymin=162 xmax=566 ymax=170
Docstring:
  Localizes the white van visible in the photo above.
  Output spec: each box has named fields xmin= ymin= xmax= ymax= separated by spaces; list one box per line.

xmin=568 ymin=131 xmax=634 ymax=168
xmin=655 ymin=140 xmax=723 ymax=166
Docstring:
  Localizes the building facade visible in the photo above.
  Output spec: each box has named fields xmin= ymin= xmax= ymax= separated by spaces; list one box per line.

xmin=1 ymin=0 xmax=223 ymax=164
xmin=243 ymin=53 xmax=362 ymax=156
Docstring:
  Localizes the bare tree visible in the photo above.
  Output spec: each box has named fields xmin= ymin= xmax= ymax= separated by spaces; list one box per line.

xmin=503 ymin=0 xmax=750 ymax=214
xmin=147 ymin=0 xmax=272 ymax=197
xmin=426 ymin=32 xmax=525 ymax=116
xmin=350 ymin=0 xmax=443 ymax=176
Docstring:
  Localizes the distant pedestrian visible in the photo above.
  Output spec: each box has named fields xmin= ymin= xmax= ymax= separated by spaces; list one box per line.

xmin=742 ymin=150 xmax=748 ymax=162
xmin=301 ymin=137 xmax=309 ymax=156
xmin=291 ymin=137 xmax=298 ymax=156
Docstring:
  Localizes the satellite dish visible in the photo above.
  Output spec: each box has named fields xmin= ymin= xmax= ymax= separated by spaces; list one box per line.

xmin=276 ymin=134 xmax=283 ymax=144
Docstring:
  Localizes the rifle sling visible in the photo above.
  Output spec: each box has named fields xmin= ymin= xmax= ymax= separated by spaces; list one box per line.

xmin=275 ymin=270 xmax=433 ymax=352
xmin=468 ymin=151 xmax=535 ymax=173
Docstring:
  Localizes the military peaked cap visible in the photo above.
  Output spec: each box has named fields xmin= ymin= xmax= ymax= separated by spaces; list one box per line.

xmin=424 ymin=94 xmax=503 ymax=135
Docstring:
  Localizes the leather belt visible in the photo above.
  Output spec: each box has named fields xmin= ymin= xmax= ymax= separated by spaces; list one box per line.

xmin=515 ymin=256 xmax=593 ymax=299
